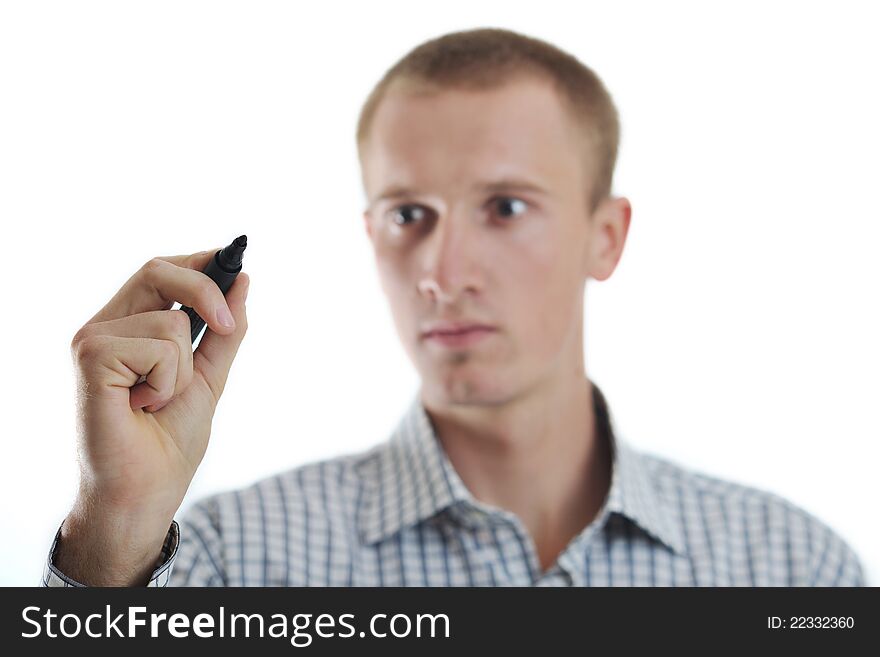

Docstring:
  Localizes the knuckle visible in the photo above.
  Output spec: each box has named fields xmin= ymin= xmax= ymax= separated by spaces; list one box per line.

xmin=72 ymin=333 xmax=105 ymax=363
xmin=167 ymin=309 xmax=191 ymax=337
xmin=197 ymin=276 xmax=218 ymax=302
xmin=161 ymin=338 xmax=181 ymax=362
xmin=142 ymin=257 xmax=165 ymax=276
xmin=70 ymin=326 xmax=91 ymax=352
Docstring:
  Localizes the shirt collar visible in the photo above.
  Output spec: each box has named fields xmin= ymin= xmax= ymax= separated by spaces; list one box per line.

xmin=355 ymin=380 xmax=687 ymax=557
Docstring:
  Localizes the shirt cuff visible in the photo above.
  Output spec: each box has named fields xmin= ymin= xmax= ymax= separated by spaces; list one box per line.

xmin=41 ymin=519 xmax=180 ymax=587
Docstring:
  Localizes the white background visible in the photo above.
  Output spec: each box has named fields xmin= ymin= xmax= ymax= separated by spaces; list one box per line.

xmin=1 ymin=1 xmax=877 ymax=586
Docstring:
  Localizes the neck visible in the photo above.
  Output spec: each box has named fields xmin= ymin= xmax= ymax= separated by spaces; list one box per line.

xmin=424 ymin=371 xmax=612 ymax=573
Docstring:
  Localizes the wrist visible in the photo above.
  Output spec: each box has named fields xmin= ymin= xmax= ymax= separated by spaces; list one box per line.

xmin=54 ymin=497 xmax=175 ymax=586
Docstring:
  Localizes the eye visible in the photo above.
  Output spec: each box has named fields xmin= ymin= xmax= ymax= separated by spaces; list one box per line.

xmin=390 ymin=204 xmax=430 ymax=226
xmin=491 ymin=196 xmax=528 ymax=219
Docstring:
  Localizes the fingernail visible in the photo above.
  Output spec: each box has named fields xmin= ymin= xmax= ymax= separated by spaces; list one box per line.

xmin=243 ymin=278 xmax=250 ymax=302
xmin=217 ymin=306 xmax=235 ymax=328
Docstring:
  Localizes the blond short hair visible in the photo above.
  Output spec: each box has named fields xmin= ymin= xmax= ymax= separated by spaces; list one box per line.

xmin=356 ymin=28 xmax=621 ymax=212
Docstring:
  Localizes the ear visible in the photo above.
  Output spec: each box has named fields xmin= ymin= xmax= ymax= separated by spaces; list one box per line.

xmin=362 ymin=210 xmax=373 ymax=240
xmin=587 ymin=196 xmax=632 ymax=282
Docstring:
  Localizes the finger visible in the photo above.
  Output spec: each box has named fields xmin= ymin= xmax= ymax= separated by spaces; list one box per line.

xmin=73 ymin=334 xmax=180 ymax=411
xmin=72 ymin=309 xmax=194 ymax=410
xmin=86 ymin=248 xmax=220 ymax=320
xmin=154 ymin=248 xmax=222 ymax=270
xmin=127 ymin=340 xmax=180 ymax=411
xmin=186 ymin=272 xmax=249 ymax=406
xmin=87 ymin=253 xmax=235 ymax=336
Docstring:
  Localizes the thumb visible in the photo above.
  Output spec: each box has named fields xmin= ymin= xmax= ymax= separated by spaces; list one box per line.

xmin=191 ymin=271 xmax=250 ymax=404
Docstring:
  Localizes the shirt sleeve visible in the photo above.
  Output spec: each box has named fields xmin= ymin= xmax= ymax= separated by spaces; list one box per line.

xmin=40 ymin=519 xmax=179 ymax=587
xmin=809 ymin=524 xmax=866 ymax=587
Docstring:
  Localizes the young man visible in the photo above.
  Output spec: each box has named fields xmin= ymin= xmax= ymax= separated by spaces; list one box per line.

xmin=44 ymin=28 xmax=864 ymax=586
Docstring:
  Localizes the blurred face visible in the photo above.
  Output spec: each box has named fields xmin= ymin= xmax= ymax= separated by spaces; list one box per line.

xmin=359 ymin=76 xmax=629 ymax=408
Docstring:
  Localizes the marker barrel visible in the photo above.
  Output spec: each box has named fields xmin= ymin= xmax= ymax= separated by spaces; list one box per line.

xmin=180 ymin=235 xmax=247 ymax=344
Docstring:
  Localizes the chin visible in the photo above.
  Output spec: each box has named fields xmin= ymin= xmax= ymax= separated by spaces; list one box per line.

xmin=421 ymin=366 xmax=512 ymax=408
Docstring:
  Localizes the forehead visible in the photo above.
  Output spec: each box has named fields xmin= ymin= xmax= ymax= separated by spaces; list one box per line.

xmin=360 ymin=77 xmax=586 ymax=197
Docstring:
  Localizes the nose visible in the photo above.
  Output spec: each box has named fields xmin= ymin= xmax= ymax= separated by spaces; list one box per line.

xmin=416 ymin=210 xmax=482 ymax=304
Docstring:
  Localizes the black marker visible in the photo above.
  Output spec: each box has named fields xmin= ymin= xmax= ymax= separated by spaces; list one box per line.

xmin=181 ymin=234 xmax=248 ymax=344
xmin=135 ymin=235 xmax=248 ymax=389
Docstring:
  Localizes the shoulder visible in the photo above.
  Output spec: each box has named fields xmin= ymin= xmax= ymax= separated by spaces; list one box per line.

xmin=632 ymin=446 xmax=865 ymax=586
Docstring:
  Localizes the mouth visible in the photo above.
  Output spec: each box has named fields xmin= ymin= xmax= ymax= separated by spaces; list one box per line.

xmin=421 ymin=324 xmax=497 ymax=348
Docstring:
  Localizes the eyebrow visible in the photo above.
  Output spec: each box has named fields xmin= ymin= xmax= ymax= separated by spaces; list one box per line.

xmin=372 ymin=185 xmax=416 ymax=205
xmin=481 ymin=178 xmax=550 ymax=196
xmin=370 ymin=178 xmax=550 ymax=208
